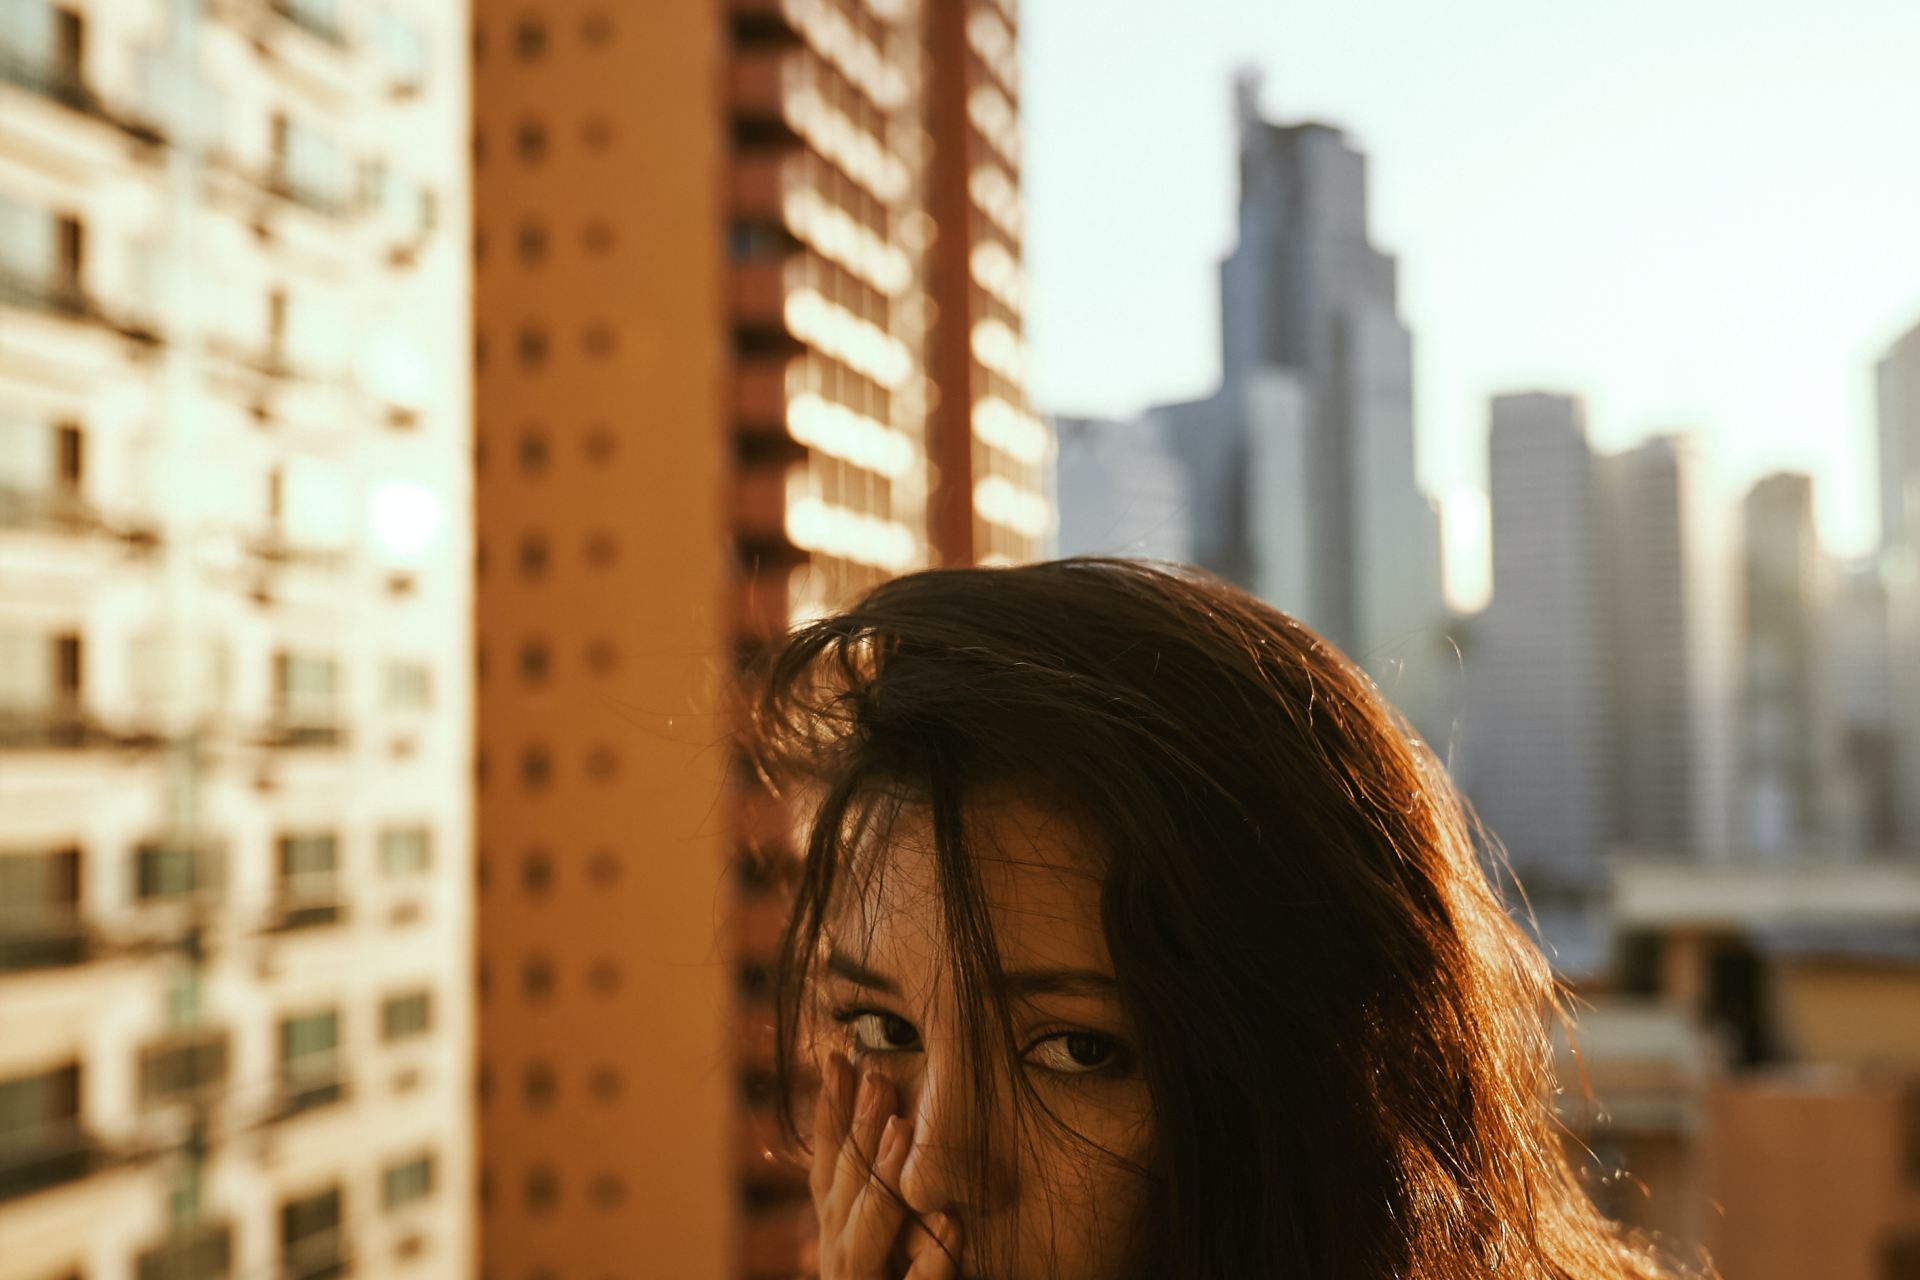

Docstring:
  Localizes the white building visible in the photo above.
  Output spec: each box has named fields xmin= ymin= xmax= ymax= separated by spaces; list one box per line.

xmin=0 ymin=2 xmax=472 ymax=1277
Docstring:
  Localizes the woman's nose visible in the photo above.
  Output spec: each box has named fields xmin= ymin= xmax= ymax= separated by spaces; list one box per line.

xmin=897 ymin=1049 xmax=1017 ymax=1218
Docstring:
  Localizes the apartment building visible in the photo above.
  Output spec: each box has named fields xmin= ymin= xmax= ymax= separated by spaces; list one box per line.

xmin=471 ymin=2 xmax=1045 ymax=1278
xmin=0 ymin=1 xmax=472 ymax=1277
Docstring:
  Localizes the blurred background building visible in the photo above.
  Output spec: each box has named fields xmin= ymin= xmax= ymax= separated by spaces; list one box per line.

xmin=0 ymin=1 xmax=472 ymax=1279
xmin=4 ymin=3 xmax=1920 ymax=1278
xmin=470 ymin=1 xmax=1046 ymax=1279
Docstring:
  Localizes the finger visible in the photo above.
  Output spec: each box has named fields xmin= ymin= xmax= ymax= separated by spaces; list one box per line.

xmin=904 ymin=1213 xmax=961 ymax=1280
xmin=809 ymin=1051 xmax=854 ymax=1208
xmin=827 ymin=1069 xmax=894 ymax=1228
xmin=841 ymin=1114 xmax=914 ymax=1272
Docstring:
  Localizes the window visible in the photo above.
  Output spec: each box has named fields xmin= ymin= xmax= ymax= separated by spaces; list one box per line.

xmin=0 ymin=1062 xmax=88 ymax=1202
xmin=134 ymin=839 xmax=218 ymax=901
xmin=382 ymin=1153 xmax=435 ymax=1208
xmin=0 ymin=630 xmax=80 ymax=714
xmin=273 ymin=652 xmax=342 ymax=743
xmin=54 ymin=216 xmax=82 ymax=298
xmin=381 ymin=990 xmax=432 ymax=1042
xmin=382 ymin=660 xmax=431 ymax=710
xmin=272 ymin=112 xmax=351 ymax=214
xmin=372 ymin=7 xmax=428 ymax=90
xmin=54 ymin=422 xmax=81 ymax=488
xmin=0 ymin=845 xmax=81 ymax=971
xmin=278 ymin=1010 xmax=343 ymax=1113
xmin=137 ymin=1222 xmax=232 ymax=1280
xmin=276 ymin=832 xmax=340 ymax=927
xmin=140 ymin=1031 xmax=230 ymax=1104
xmin=0 ymin=419 xmax=81 ymax=511
xmin=280 ymin=1185 xmax=345 ymax=1280
xmin=378 ymin=824 xmax=431 ymax=875
xmin=52 ymin=7 xmax=84 ymax=84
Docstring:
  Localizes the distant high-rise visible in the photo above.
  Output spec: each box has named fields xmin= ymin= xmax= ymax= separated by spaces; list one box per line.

xmin=1464 ymin=393 xmax=1612 ymax=973
xmin=1876 ymin=318 xmax=1920 ymax=854
xmin=1596 ymin=435 xmax=1735 ymax=858
xmin=472 ymin=3 xmax=1046 ymax=1279
xmin=0 ymin=1 xmax=473 ymax=1277
xmin=1053 ymin=414 xmax=1191 ymax=563
xmin=1151 ymin=73 xmax=1448 ymax=744
xmin=1875 ymin=319 xmax=1920 ymax=553
xmin=1737 ymin=473 xmax=1834 ymax=856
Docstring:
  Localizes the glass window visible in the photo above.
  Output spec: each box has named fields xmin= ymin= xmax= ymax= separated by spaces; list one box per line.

xmin=274 ymin=652 xmax=341 ymax=729
xmin=280 ymin=1185 xmax=344 ymax=1280
xmin=140 ymin=1031 xmax=230 ymax=1103
xmin=382 ymin=1153 xmax=435 ymax=1208
xmin=137 ymin=1222 xmax=232 ymax=1280
xmin=378 ymin=824 xmax=431 ymax=875
xmin=381 ymin=990 xmax=432 ymax=1041
xmin=134 ymin=840 xmax=217 ymax=900
xmin=278 ymin=1009 xmax=342 ymax=1111
xmin=382 ymin=660 xmax=431 ymax=709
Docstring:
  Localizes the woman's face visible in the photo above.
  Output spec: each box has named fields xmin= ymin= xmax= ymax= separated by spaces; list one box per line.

xmin=815 ymin=793 xmax=1154 ymax=1280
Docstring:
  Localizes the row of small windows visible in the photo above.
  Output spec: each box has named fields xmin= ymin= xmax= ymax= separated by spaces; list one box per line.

xmin=0 ymin=824 xmax=436 ymax=972
xmin=0 ymin=1003 xmax=435 ymax=1201
xmin=0 ymin=629 xmax=435 ymax=746
xmin=119 ymin=1161 xmax=438 ymax=1280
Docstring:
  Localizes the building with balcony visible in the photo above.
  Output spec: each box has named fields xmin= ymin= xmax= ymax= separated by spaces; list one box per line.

xmin=471 ymin=2 xmax=1046 ymax=1279
xmin=0 ymin=1 xmax=471 ymax=1277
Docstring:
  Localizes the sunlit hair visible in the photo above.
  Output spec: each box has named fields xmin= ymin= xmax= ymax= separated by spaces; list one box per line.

xmin=747 ymin=557 xmax=1698 ymax=1279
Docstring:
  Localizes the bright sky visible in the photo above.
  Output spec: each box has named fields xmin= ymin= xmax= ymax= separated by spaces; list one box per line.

xmin=1021 ymin=0 xmax=1920 ymax=609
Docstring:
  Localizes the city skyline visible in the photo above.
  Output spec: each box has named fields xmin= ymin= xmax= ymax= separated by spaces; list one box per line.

xmin=1023 ymin=0 xmax=1920 ymax=608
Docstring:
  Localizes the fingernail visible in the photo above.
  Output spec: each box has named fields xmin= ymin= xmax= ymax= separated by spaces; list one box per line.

xmin=857 ymin=1070 xmax=880 ymax=1119
xmin=879 ymin=1115 xmax=903 ymax=1165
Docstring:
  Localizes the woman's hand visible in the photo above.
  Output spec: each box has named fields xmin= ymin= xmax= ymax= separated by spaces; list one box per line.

xmin=811 ymin=1050 xmax=962 ymax=1279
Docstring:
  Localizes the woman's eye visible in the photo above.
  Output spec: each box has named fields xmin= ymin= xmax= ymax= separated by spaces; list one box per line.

xmin=1027 ymin=1031 xmax=1123 ymax=1076
xmin=843 ymin=1010 xmax=920 ymax=1054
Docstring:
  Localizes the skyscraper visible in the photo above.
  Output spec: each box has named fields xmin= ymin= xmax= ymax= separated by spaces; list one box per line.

xmin=1737 ymin=473 xmax=1834 ymax=857
xmin=1464 ymin=392 xmax=1613 ymax=973
xmin=471 ymin=3 xmax=1045 ymax=1278
xmin=1152 ymin=73 xmax=1448 ymax=745
xmin=1876 ymin=318 xmax=1920 ymax=854
xmin=1595 ymin=435 xmax=1735 ymax=858
xmin=0 ymin=1 xmax=473 ymax=1277
xmin=1053 ymin=414 xmax=1191 ymax=563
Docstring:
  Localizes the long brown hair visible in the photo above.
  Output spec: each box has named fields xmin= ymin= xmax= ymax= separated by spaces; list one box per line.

xmin=747 ymin=557 xmax=1695 ymax=1279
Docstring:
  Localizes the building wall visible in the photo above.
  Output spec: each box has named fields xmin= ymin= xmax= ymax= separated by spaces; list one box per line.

xmin=472 ymin=3 xmax=1045 ymax=1278
xmin=0 ymin=0 xmax=474 ymax=1276
xmin=1705 ymin=1075 xmax=1920 ymax=1280
xmin=470 ymin=3 xmax=733 ymax=1279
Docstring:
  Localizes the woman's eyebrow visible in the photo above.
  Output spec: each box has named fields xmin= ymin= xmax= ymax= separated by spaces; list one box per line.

xmin=826 ymin=949 xmax=1118 ymax=999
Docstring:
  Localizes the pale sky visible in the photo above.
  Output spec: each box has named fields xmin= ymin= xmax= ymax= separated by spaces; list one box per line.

xmin=1020 ymin=0 xmax=1920 ymax=609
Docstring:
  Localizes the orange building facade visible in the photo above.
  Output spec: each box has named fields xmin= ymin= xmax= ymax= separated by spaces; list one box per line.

xmin=472 ymin=2 xmax=1046 ymax=1277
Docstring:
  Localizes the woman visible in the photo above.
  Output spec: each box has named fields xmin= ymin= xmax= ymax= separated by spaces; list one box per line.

xmin=746 ymin=557 xmax=1693 ymax=1280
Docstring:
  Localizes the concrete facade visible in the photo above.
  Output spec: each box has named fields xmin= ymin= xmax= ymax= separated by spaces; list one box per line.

xmin=471 ymin=3 xmax=1044 ymax=1278
xmin=0 ymin=0 xmax=474 ymax=1276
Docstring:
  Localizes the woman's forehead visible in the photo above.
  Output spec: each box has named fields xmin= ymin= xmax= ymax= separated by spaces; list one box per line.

xmin=828 ymin=792 xmax=1111 ymax=981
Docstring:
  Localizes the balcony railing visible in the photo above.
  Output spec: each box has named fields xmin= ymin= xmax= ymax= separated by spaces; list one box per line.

xmin=275 ymin=1060 xmax=347 ymax=1117
xmin=0 ymin=706 xmax=98 ymax=750
xmin=269 ymin=885 xmax=344 ymax=931
xmin=0 ymin=1122 xmax=98 ymax=1203
xmin=268 ymin=0 xmax=349 ymax=48
xmin=282 ymin=1227 xmax=348 ymax=1280
xmin=0 ymin=45 xmax=100 ymax=116
xmin=0 ymin=911 xmax=88 ymax=972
